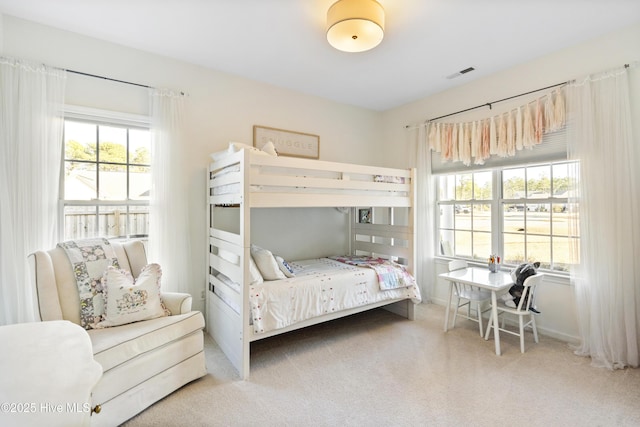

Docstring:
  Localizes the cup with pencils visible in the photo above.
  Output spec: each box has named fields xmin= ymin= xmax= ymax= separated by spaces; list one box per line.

xmin=488 ymin=254 xmax=500 ymax=273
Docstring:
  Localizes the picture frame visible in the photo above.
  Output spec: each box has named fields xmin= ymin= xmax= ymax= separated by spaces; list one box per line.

xmin=358 ymin=208 xmax=372 ymax=224
xmin=253 ymin=125 xmax=320 ymax=159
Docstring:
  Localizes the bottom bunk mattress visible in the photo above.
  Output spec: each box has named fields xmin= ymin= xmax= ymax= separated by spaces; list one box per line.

xmin=241 ymin=257 xmax=422 ymax=335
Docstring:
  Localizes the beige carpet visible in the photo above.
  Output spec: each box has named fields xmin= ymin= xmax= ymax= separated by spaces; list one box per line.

xmin=122 ymin=304 xmax=640 ymax=426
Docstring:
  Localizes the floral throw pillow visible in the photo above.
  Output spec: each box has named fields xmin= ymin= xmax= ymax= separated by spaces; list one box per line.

xmin=95 ymin=264 xmax=169 ymax=328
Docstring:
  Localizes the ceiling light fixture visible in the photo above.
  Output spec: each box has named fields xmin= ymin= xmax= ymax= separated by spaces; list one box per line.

xmin=326 ymin=0 xmax=385 ymax=53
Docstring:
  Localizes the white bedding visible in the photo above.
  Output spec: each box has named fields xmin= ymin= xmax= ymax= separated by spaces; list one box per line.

xmin=248 ymin=258 xmax=421 ymax=335
xmin=214 ymin=273 xmax=242 ymax=314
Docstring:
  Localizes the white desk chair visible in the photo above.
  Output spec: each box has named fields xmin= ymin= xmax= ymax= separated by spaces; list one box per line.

xmin=448 ymin=260 xmax=492 ymax=336
xmin=484 ymin=273 xmax=544 ymax=353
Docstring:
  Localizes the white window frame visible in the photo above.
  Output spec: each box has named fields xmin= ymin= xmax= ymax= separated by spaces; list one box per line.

xmin=435 ymin=160 xmax=579 ymax=274
xmin=60 ymin=106 xmax=151 ymax=240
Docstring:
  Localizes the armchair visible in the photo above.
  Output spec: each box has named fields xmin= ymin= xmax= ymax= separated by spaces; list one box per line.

xmin=28 ymin=239 xmax=206 ymax=427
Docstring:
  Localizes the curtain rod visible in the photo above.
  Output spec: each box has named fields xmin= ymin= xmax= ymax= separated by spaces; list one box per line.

xmin=66 ymin=68 xmax=188 ymax=96
xmin=404 ymin=80 xmax=567 ymax=129
xmin=66 ymin=69 xmax=151 ymax=89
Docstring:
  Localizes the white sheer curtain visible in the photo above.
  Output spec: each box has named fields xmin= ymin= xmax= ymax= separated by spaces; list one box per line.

xmin=0 ymin=57 xmax=66 ymax=325
xmin=567 ymin=64 xmax=640 ymax=369
xmin=148 ymin=88 xmax=191 ymax=293
xmin=414 ymin=124 xmax=436 ymax=301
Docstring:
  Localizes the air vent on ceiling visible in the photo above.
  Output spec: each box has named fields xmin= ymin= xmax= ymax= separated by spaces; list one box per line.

xmin=446 ymin=66 xmax=476 ymax=80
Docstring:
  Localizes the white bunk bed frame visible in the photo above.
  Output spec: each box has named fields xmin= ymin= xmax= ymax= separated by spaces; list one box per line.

xmin=207 ymin=150 xmax=417 ymax=379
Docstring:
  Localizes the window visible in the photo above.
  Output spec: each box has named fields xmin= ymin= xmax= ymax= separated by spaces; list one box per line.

xmin=437 ymin=162 xmax=579 ymax=273
xmin=438 ymin=171 xmax=493 ymax=260
xmin=62 ymin=117 xmax=151 ymax=240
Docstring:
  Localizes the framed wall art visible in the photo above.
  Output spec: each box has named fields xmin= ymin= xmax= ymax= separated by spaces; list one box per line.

xmin=253 ymin=125 xmax=320 ymax=159
xmin=358 ymin=208 xmax=372 ymax=224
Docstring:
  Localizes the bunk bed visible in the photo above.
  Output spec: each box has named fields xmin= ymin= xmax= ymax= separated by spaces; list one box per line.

xmin=207 ymin=147 xmax=420 ymax=379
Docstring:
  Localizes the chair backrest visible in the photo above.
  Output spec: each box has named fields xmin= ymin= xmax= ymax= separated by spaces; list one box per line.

xmin=27 ymin=240 xmax=147 ymax=324
xmin=448 ymin=259 xmax=468 ymax=272
xmin=516 ymin=273 xmax=544 ymax=312
xmin=448 ymin=259 xmax=473 ymax=297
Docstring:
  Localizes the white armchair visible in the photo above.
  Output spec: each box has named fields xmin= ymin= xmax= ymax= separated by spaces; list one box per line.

xmin=27 ymin=239 xmax=207 ymax=427
xmin=0 ymin=320 xmax=102 ymax=427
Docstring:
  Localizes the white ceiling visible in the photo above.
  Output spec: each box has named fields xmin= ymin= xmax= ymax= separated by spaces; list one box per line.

xmin=1 ymin=0 xmax=639 ymax=111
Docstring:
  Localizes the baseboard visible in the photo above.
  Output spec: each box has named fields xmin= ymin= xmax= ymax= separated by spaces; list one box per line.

xmin=431 ymin=299 xmax=580 ymax=344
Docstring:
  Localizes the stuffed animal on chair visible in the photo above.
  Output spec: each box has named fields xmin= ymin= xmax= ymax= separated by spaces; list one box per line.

xmin=500 ymin=262 xmax=541 ymax=313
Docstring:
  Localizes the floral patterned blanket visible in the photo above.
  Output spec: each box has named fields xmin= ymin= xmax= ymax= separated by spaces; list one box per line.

xmin=57 ymin=238 xmax=120 ymax=329
xmin=329 ymin=255 xmax=417 ymax=291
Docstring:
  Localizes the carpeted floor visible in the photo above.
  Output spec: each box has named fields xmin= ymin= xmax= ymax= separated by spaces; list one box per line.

xmin=122 ymin=303 xmax=640 ymax=427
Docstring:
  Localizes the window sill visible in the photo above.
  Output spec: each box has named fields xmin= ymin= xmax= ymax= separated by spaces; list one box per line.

xmin=434 ymin=256 xmax=571 ymax=285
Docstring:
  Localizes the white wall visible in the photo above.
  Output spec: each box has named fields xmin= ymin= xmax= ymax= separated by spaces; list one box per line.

xmin=1 ymin=15 xmax=385 ymax=313
xmin=381 ymin=22 xmax=640 ymax=343
xmin=3 ymin=13 xmax=639 ymax=342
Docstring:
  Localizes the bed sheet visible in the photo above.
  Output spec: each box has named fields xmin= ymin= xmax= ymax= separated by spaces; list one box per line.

xmin=249 ymin=257 xmax=421 ymax=335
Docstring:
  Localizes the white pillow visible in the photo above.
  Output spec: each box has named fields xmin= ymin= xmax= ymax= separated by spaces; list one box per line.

xmin=95 ymin=264 xmax=169 ymax=328
xmin=250 ymin=245 xmax=286 ymax=280
xmin=210 ymin=149 xmax=230 ymax=161
xmin=249 ymin=257 xmax=264 ymax=285
xmin=275 ymin=255 xmax=295 ymax=278
xmin=228 ymin=141 xmax=278 ymax=157
xmin=259 ymin=140 xmax=278 ymax=156
xmin=212 ymin=141 xmax=278 ymax=161
xmin=228 ymin=142 xmax=268 ymax=156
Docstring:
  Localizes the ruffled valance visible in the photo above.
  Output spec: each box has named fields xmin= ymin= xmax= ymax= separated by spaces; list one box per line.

xmin=427 ymin=87 xmax=566 ymax=166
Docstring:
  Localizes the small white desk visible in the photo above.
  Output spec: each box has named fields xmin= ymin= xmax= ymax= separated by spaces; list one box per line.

xmin=439 ymin=267 xmax=513 ymax=355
